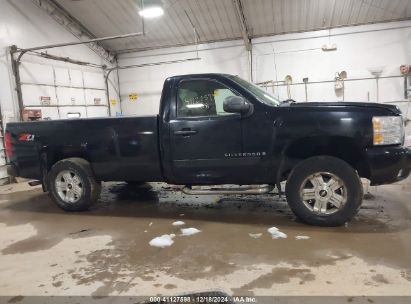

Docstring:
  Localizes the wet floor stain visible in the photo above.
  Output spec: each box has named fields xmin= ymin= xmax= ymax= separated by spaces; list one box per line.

xmin=0 ymin=182 xmax=410 ymax=295
xmin=7 ymin=295 xmax=24 ymax=303
xmin=232 ymin=267 xmax=316 ymax=295
xmin=371 ymin=274 xmax=389 ymax=284
xmin=401 ymin=270 xmax=411 ymax=281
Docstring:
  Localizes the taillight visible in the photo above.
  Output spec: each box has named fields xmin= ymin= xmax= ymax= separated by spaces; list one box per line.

xmin=5 ymin=131 xmax=14 ymax=159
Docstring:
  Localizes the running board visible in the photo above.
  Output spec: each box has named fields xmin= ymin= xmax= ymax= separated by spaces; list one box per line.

xmin=181 ymin=184 xmax=274 ymax=195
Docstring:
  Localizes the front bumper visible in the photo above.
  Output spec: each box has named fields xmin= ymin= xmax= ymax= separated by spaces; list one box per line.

xmin=366 ymin=146 xmax=411 ymax=185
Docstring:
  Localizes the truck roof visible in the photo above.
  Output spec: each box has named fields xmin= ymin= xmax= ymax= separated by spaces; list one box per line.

xmin=167 ymin=73 xmax=234 ymax=80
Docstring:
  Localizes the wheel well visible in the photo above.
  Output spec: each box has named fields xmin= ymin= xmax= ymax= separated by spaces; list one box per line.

xmin=40 ymin=148 xmax=91 ymax=190
xmin=42 ymin=148 xmax=89 ymax=171
xmin=283 ymin=136 xmax=370 ymax=179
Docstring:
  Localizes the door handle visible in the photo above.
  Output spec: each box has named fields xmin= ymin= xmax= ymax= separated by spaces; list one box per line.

xmin=174 ymin=129 xmax=197 ymax=136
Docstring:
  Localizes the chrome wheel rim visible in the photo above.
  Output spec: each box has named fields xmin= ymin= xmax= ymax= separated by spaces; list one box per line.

xmin=299 ymin=172 xmax=347 ymax=215
xmin=55 ymin=170 xmax=83 ymax=203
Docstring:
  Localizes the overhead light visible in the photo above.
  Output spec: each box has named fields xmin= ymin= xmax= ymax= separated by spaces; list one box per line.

xmin=139 ymin=6 xmax=164 ymax=18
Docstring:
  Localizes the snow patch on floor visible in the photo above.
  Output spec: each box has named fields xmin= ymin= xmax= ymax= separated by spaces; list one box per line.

xmin=295 ymin=235 xmax=310 ymax=240
xmin=172 ymin=221 xmax=185 ymax=226
xmin=180 ymin=228 xmax=201 ymax=236
xmin=267 ymin=227 xmax=287 ymax=239
xmin=149 ymin=234 xmax=176 ymax=248
xmin=248 ymin=233 xmax=262 ymax=239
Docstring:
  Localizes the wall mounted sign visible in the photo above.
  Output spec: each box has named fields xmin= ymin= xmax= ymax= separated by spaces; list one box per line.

xmin=40 ymin=96 xmax=51 ymax=106
xmin=110 ymin=99 xmax=118 ymax=106
xmin=128 ymin=93 xmax=138 ymax=102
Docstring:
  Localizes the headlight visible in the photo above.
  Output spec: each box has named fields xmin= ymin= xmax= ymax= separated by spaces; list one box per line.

xmin=372 ymin=116 xmax=404 ymax=145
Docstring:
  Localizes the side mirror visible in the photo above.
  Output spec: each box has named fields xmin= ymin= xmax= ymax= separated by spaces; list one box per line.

xmin=223 ymin=96 xmax=253 ymax=115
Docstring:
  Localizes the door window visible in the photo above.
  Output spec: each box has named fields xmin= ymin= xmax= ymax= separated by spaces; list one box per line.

xmin=177 ymin=80 xmax=240 ymax=117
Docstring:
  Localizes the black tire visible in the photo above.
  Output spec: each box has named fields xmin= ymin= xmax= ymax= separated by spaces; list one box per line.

xmin=285 ymin=156 xmax=363 ymax=226
xmin=47 ymin=158 xmax=101 ymax=211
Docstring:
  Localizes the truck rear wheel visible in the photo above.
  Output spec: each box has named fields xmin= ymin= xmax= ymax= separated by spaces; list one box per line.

xmin=47 ymin=158 xmax=101 ymax=211
xmin=285 ymin=156 xmax=363 ymax=226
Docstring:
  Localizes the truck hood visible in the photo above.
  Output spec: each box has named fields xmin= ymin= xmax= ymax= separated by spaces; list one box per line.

xmin=288 ymin=102 xmax=401 ymax=115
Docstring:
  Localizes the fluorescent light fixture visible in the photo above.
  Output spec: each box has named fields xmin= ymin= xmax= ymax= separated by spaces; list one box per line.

xmin=139 ymin=6 xmax=164 ymax=18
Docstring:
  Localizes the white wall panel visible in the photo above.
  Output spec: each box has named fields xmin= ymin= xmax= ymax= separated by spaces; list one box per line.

xmin=343 ymin=80 xmax=376 ymax=103
xmin=378 ymin=78 xmax=406 ymax=102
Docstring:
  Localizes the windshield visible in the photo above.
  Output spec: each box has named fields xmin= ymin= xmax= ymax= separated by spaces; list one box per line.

xmin=229 ymin=76 xmax=280 ymax=106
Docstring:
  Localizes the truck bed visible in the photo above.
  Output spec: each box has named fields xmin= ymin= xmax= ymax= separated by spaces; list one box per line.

xmin=6 ymin=116 xmax=163 ymax=182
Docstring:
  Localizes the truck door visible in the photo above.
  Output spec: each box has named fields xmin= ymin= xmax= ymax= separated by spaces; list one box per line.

xmin=169 ymin=78 xmax=244 ymax=184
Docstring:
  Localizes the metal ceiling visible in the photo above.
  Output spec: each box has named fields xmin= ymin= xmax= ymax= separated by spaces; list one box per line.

xmin=54 ymin=0 xmax=411 ymax=53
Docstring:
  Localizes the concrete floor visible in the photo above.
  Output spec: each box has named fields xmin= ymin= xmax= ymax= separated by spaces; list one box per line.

xmin=0 ymin=178 xmax=410 ymax=300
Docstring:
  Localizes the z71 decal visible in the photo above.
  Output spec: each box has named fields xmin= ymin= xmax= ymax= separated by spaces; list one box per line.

xmin=18 ymin=133 xmax=35 ymax=141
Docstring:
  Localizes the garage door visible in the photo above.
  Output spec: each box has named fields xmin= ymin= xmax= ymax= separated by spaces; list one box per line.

xmin=19 ymin=56 xmax=109 ymax=120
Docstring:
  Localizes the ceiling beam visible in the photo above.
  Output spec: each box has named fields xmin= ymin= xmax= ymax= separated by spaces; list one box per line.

xmin=233 ymin=0 xmax=252 ymax=51
xmin=31 ymin=0 xmax=115 ymax=63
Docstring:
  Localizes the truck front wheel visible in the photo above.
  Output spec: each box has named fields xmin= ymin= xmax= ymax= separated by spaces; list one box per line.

xmin=285 ymin=156 xmax=363 ymax=226
xmin=47 ymin=158 xmax=101 ymax=211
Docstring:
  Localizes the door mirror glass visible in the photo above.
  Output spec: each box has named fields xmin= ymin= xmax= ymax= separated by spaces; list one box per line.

xmin=223 ymin=96 xmax=253 ymax=115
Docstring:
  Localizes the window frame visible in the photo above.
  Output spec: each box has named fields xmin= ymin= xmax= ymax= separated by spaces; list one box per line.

xmin=175 ymin=78 xmax=244 ymax=119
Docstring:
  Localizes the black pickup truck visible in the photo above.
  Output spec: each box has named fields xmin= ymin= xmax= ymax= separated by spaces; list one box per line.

xmin=5 ymin=73 xmax=411 ymax=226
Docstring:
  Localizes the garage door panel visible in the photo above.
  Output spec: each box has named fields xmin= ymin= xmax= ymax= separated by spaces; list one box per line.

xmin=20 ymin=62 xmax=54 ymax=85
xmin=58 ymin=107 xmax=88 ymax=119
xmin=22 ymin=84 xmax=57 ymax=106
xmin=56 ymin=87 xmax=85 ymax=105
xmin=85 ymin=89 xmax=107 ymax=106
xmin=86 ymin=106 xmax=109 ymax=118
xmin=54 ymin=67 xmax=71 ymax=86
xmin=70 ymin=70 xmax=84 ymax=87
xmin=83 ymin=71 xmax=105 ymax=89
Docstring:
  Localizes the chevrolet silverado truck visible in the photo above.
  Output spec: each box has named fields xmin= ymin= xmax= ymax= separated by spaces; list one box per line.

xmin=5 ymin=73 xmax=411 ymax=226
